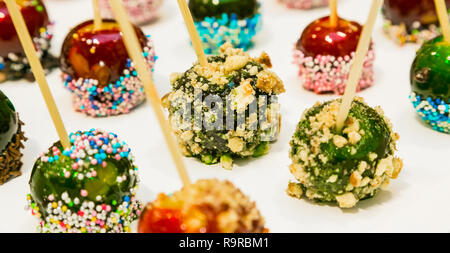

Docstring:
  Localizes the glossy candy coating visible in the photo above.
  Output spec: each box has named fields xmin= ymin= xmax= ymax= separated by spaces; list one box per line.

xmin=411 ymin=36 xmax=450 ymax=100
xmin=383 ymin=0 xmax=450 ymax=32
xmin=29 ymin=131 xmax=138 ymax=219
xmin=293 ymin=100 xmax=392 ymax=172
xmin=188 ymin=0 xmax=258 ymax=21
xmin=60 ymin=20 xmax=147 ymax=87
xmin=0 ymin=0 xmax=49 ymax=58
xmin=288 ymin=98 xmax=402 ymax=208
xmin=296 ymin=16 xmax=362 ymax=58
xmin=0 ymin=90 xmax=17 ymax=154
xmin=138 ymin=195 xmax=185 ymax=233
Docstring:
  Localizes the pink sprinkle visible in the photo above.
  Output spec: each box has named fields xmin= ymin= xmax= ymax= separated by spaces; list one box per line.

xmin=102 ymin=161 xmax=107 ymax=167
xmin=64 ymin=172 xmax=71 ymax=178
xmin=106 ymin=205 xmax=111 ymax=212
xmin=91 ymin=159 xmax=98 ymax=165
xmin=91 ymin=170 xmax=97 ymax=177
xmin=72 ymin=163 xmax=79 ymax=170
xmin=80 ymin=189 xmax=88 ymax=197
xmin=115 ymin=154 xmax=121 ymax=160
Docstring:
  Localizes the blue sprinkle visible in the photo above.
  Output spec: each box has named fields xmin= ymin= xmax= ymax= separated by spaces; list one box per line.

xmin=194 ymin=12 xmax=262 ymax=54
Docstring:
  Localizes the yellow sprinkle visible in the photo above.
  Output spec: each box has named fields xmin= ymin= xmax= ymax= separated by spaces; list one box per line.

xmin=52 ymin=202 xmax=58 ymax=209
xmin=91 ymin=217 xmax=97 ymax=222
xmin=81 ymin=227 xmax=86 ymax=233
xmin=90 ymin=47 xmax=96 ymax=54
xmin=62 ymin=206 xmax=68 ymax=212
xmin=73 ymin=33 xmax=79 ymax=39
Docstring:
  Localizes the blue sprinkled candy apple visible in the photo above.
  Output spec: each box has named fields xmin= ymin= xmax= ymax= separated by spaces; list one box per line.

xmin=188 ymin=0 xmax=262 ymax=54
xmin=410 ymin=35 xmax=450 ymax=133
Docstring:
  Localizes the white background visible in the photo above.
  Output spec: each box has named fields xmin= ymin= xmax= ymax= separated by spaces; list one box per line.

xmin=0 ymin=0 xmax=449 ymax=233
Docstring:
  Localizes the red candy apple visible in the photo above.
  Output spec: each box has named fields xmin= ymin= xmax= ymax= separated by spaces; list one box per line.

xmin=60 ymin=20 xmax=147 ymax=87
xmin=0 ymin=0 xmax=49 ymax=58
xmin=138 ymin=205 xmax=184 ymax=233
xmin=296 ymin=16 xmax=363 ymax=58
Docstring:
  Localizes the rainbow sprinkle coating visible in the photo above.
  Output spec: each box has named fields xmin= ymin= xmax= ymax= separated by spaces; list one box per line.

xmin=194 ymin=13 xmax=262 ymax=54
xmin=293 ymin=46 xmax=375 ymax=95
xmin=27 ymin=129 xmax=143 ymax=233
xmin=62 ymin=35 xmax=156 ymax=117
xmin=383 ymin=20 xmax=441 ymax=46
xmin=99 ymin=0 xmax=163 ymax=25
xmin=279 ymin=0 xmax=328 ymax=9
xmin=0 ymin=23 xmax=55 ymax=82
xmin=410 ymin=92 xmax=450 ymax=134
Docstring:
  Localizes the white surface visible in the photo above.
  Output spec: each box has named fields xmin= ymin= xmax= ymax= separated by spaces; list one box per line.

xmin=0 ymin=0 xmax=449 ymax=233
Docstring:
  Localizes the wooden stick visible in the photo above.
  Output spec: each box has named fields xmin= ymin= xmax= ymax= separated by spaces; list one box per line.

xmin=92 ymin=0 xmax=102 ymax=30
xmin=335 ymin=0 xmax=383 ymax=132
xmin=108 ymin=0 xmax=191 ymax=187
xmin=329 ymin=0 xmax=338 ymax=27
xmin=4 ymin=0 xmax=71 ymax=150
xmin=434 ymin=0 xmax=450 ymax=43
xmin=176 ymin=0 xmax=208 ymax=66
